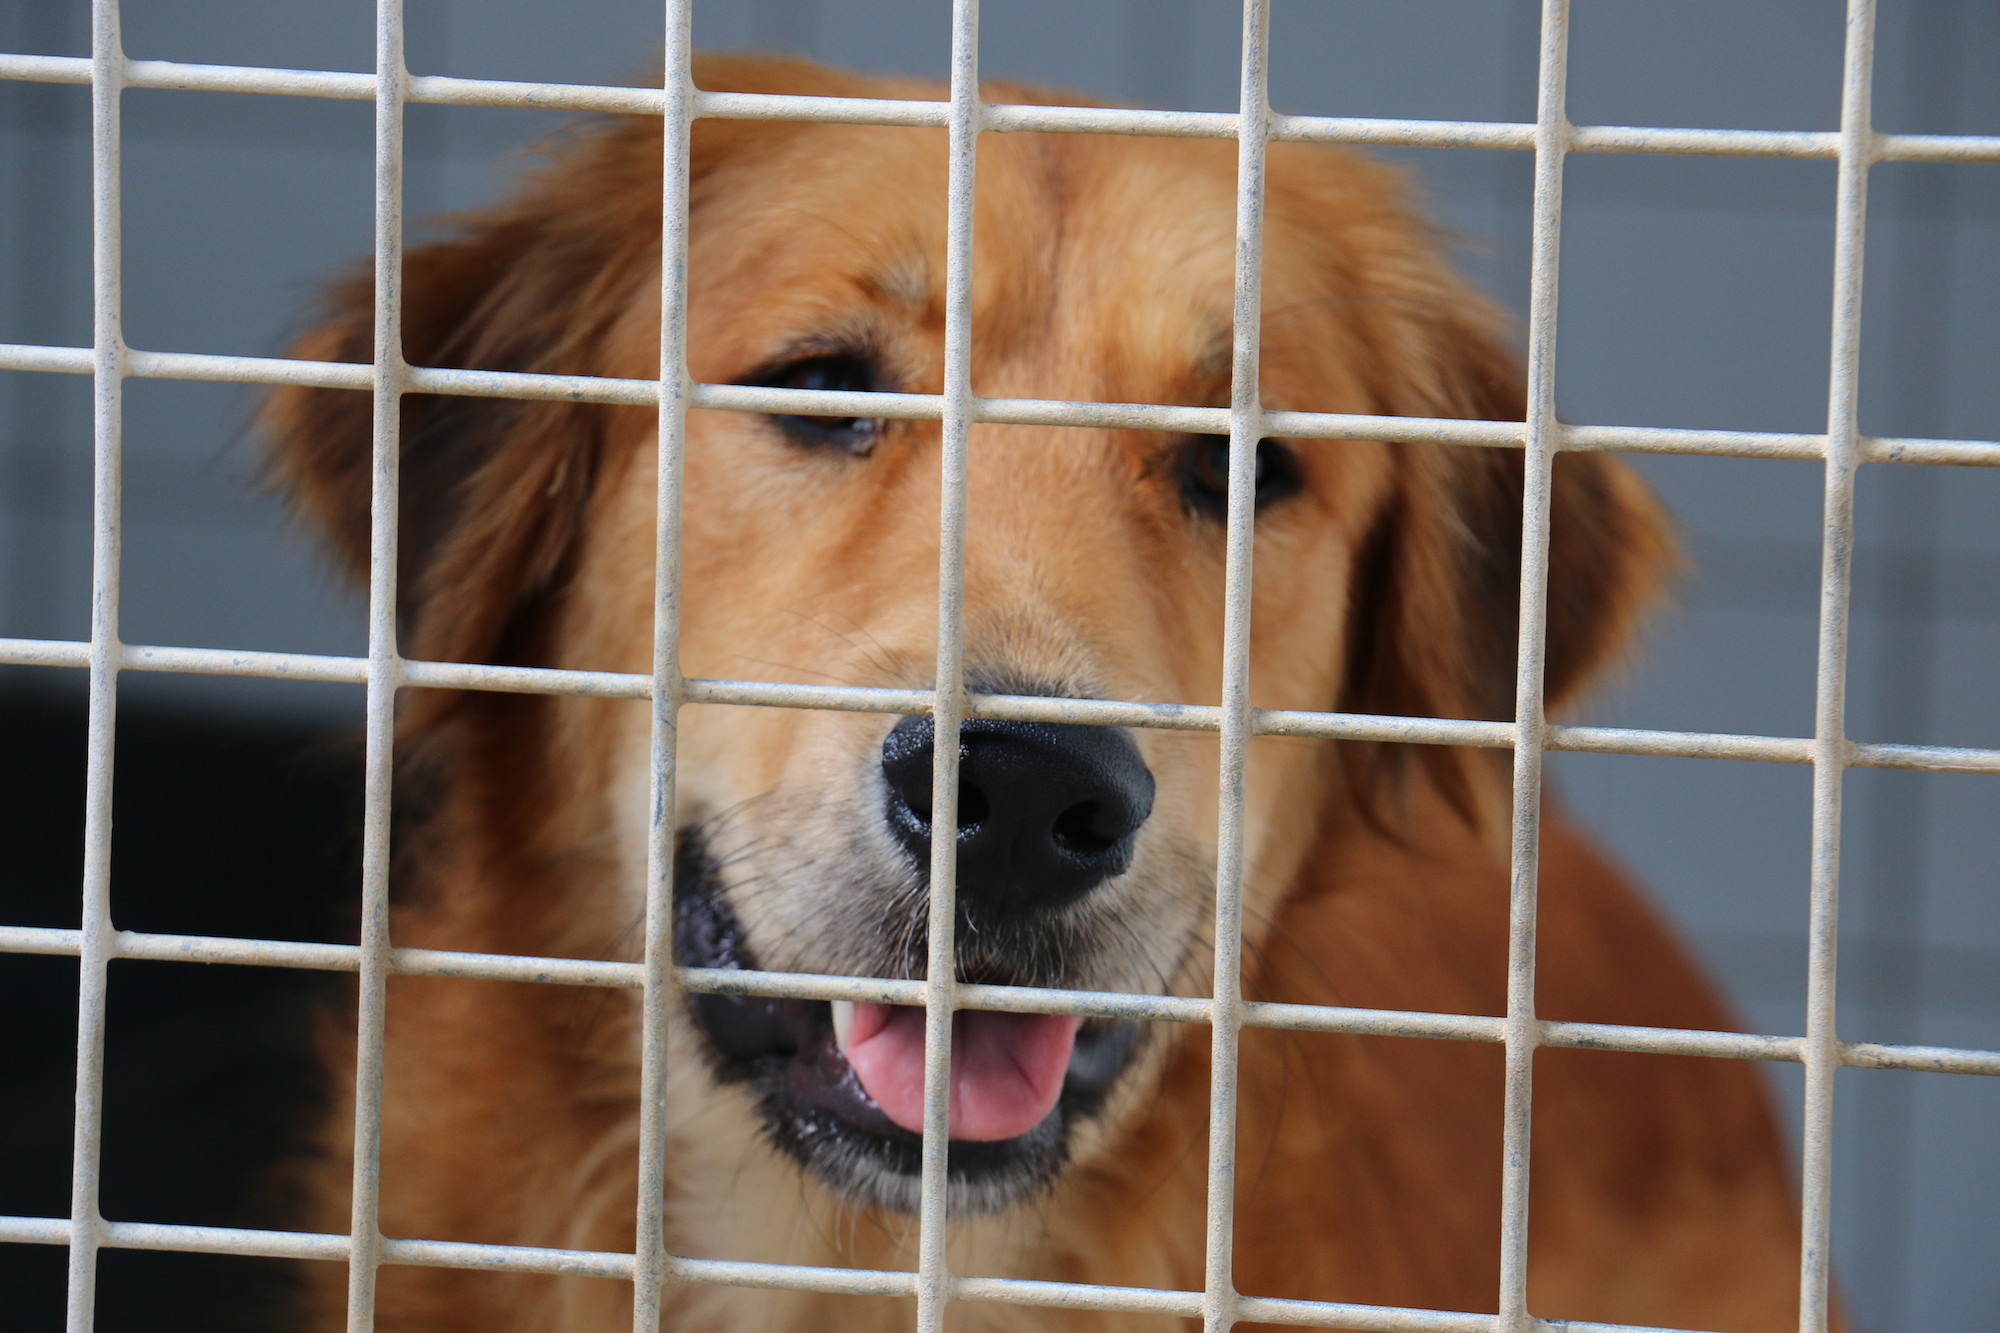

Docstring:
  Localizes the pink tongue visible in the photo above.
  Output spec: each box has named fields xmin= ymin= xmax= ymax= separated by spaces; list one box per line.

xmin=840 ymin=1003 xmax=1083 ymax=1142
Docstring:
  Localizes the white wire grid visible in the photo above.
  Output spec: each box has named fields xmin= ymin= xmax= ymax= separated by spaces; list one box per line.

xmin=1 ymin=1 xmax=1998 ymax=1330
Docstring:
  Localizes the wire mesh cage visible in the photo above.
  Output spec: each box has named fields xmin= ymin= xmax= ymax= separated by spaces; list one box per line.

xmin=1 ymin=1 xmax=1997 ymax=1330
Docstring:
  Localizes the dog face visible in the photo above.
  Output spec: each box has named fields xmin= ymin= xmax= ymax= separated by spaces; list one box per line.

xmin=271 ymin=56 xmax=1666 ymax=1219
xmin=650 ymin=113 xmax=1390 ymax=1212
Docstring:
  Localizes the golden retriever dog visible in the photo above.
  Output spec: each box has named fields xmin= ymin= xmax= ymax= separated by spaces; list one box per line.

xmin=269 ymin=54 xmax=1808 ymax=1333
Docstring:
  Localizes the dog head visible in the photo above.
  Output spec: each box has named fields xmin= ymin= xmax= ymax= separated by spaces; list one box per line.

xmin=269 ymin=55 xmax=1668 ymax=1217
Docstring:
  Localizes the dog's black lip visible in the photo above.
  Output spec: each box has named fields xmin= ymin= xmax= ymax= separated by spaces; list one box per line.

xmin=672 ymin=828 xmax=1140 ymax=1206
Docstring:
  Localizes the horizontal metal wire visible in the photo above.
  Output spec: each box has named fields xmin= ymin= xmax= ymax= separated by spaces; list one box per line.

xmin=4 ymin=636 xmax=1996 ymax=775
xmin=0 ymin=1205 xmax=1960 ymax=1333
xmin=3 ymin=340 xmax=1998 ymax=467
xmin=2 ymin=51 xmax=1998 ymax=164
xmin=2 ymin=923 xmax=1993 ymax=1077
xmin=0 ymin=1212 xmax=1877 ymax=1333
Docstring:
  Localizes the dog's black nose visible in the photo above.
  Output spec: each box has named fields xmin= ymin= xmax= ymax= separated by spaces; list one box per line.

xmin=880 ymin=716 xmax=1155 ymax=915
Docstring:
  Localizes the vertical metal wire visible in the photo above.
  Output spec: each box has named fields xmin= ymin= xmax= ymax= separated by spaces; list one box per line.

xmin=1201 ymin=2 xmax=1271 ymax=1328
xmin=64 ymin=2 xmax=123 ymax=1327
xmin=345 ymin=1 xmax=408 ymax=1327
xmin=1851 ymin=5 xmax=1963 ymax=1309
xmin=631 ymin=2 xmax=694 ymax=1328
xmin=1496 ymin=1 xmax=1571 ymax=1325
xmin=1800 ymin=2 xmax=1877 ymax=1328
xmin=914 ymin=3 xmax=982 ymax=1328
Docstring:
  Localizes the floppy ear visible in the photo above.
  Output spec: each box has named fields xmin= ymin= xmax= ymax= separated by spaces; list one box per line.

xmin=267 ymin=54 xmax=923 ymax=696
xmin=265 ymin=113 xmax=672 ymax=688
xmin=1336 ymin=276 xmax=1675 ymax=819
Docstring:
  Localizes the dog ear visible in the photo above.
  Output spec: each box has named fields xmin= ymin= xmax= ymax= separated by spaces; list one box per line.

xmin=267 ymin=55 xmax=920 ymax=687
xmin=1336 ymin=278 xmax=1674 ymax=819
xmin=265 ymin=114 xmax=676 ymax=684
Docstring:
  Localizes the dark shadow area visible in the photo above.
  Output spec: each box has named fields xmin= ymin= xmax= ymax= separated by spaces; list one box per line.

xmin=0 ymin=689 xmax=360 ymax=1331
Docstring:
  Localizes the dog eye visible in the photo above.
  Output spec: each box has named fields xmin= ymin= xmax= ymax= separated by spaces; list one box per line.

xmin=1179 ymin=435 xmax=1303 ymax=518
xmin=751 ymin=353 xmax=882 ymax=454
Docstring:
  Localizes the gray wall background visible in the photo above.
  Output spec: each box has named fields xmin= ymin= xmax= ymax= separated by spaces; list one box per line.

xmin=2 ymin=2 xmax=1995 ymax=1328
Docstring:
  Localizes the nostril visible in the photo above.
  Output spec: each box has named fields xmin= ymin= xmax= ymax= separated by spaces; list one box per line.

xmin=1051 ymin=800 xmax=1119 ymax=858
xmin=956 ymin=781 xmax=990 ymax=830
xmin=880 ymin=711 xmax=995 ymax=840
xmin=891 ymin=782 xmax=990 ymax=832
xmin=881 ymin=714 xmax=939 ymax=831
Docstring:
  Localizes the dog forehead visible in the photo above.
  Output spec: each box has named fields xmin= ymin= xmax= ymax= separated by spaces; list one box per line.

xmin=977 ymin=132 xmax=1245 ymax=386
xmin=683 ymin=121 xmax=1390 ymax=427
xmin=685 ymin=125 xmax=1256 ymax=370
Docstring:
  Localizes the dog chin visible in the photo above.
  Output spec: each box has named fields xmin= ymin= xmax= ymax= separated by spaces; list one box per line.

xmin=672 ymin=828 xmax=1142 ymax=1215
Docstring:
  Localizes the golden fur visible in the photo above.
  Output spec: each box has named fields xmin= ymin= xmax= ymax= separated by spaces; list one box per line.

xmin=269 ymin=54 xmax=1807 ymax=1332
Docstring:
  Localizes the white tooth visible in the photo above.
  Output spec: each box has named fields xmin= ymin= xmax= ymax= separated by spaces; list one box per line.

xmin=831 ymin=1000 xmax=854 ymax=1052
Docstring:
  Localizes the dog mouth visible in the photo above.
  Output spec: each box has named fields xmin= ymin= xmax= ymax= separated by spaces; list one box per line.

xmin=673 ymin=831 xmax=1141 ymax=1213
